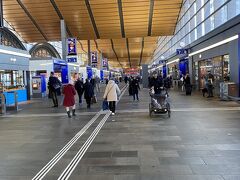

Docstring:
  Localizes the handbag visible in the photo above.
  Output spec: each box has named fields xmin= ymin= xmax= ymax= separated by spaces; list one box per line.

xmin=102 ymin=100 xmax=109 ymax=110
xmin=53 ymin=84 xmax=60 ymax=90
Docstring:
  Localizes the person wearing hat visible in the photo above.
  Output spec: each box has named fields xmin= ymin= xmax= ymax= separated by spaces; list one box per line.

xmin=63 ymin=80 xmax=76 ymax=118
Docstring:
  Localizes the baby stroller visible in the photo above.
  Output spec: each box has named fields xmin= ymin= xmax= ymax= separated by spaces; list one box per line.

xmin=149 ymin=87 xmax=171 ymax=118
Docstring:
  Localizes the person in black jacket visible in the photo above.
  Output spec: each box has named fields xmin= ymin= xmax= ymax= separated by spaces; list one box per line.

xmin=131 ymin=77 xmax=140 ymax=101
xmin=48 ymin=72 xmax=61 ymax=107
xmin=83 ymin=79 xmax=94 ymax=109
xmin=184 ymin=74 xmax=192 ymax=95
xmin=75 ymin=78 xmax=84 ymax=106
xmin=150 ymin=74 xmax=164 ymax=94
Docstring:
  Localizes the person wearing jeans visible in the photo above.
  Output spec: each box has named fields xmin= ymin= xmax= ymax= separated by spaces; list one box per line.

xmin=103 ymin=78 xmax=121 ymax=115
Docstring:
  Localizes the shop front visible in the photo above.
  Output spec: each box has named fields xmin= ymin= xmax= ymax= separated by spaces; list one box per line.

xmin=0 ymin=45 xmax=30 ymax=105
xmin=196 ymin=55 xmax=230 ymax=95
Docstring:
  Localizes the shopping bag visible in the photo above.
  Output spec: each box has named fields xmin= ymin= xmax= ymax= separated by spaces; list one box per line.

xmin=102 ymin=100 xmax=109 ymax=110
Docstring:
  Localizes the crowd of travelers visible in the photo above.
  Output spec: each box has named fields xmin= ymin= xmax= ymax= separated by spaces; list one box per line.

xmin=48 ymin=70 xmax=216 ymax=118
xmin=48 ymin=72 xmax=121 ymax=118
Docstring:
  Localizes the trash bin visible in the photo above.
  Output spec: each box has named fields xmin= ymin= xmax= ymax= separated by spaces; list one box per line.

xmin=228 ymin=83 xmax=238 ymax=97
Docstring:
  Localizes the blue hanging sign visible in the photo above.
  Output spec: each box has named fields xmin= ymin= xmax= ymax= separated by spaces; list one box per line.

xmin=176 ymin=49 xmax=188 ymax=55
xmin=67 ymin=38 xmax=77 ymax=55
xmin=102 ymin=58 xmax=108 ymax=67
xmin=91 ymin=52 xmax=98 ymax=64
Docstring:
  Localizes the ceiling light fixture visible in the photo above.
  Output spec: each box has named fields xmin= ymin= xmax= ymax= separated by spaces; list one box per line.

xmin=189 ymin=35 xmax=239 ymax=57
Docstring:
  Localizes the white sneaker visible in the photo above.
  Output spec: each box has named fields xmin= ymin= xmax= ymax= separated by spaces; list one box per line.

xmin=111 ymin=113 xmax=115 ymax=116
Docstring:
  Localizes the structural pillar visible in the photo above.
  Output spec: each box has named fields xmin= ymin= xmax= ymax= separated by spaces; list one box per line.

xmin=0 ymin=0 xmax=3 ymax=28
xmin=88 ymin=40 xmax=91 ymax=66
xmin=142 ymin=64 xmax=149 ymax=88
xmin=60 ymin=20 xmax=67 ymax=60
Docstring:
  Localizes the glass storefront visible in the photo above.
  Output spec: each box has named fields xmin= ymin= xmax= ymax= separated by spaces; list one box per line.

xmin=198 ymin=54 xmax=230 ymax=94
xmin=0 ymin=70 xmax=24 ymax=90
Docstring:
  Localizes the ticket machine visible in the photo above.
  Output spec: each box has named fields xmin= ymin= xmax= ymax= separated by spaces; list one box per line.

xmin=32 ymin=75 xmax=46 ymax=98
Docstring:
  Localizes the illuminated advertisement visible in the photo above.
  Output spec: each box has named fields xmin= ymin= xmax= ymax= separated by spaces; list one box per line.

xmin=67 ymin=38 xmax=77 ymax=55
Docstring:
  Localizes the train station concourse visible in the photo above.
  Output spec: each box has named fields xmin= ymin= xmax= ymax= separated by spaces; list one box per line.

xmin=1 ymin=0 xmax=240 ymax=179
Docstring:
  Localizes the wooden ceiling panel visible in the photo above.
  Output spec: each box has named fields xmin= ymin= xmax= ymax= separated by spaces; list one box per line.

xmin=3 ymin=0 xmax=183 ymax=68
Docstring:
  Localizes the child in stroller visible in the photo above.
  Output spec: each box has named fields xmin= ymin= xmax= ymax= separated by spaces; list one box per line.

xmin=149 ymin=87 xmax=171 ymax=117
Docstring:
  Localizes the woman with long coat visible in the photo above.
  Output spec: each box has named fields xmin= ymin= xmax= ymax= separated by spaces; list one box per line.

xmin=103 ymin=79 xmax=121 ymax=115
xmin=83 ymin=79 xmax=94 ymax=109
xmin=63 ymin=80 xmax=76 ymax=118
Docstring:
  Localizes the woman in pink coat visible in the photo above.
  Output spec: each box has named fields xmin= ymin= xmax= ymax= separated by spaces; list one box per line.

xmin=63 ymin=80 xmax=76 ymax=118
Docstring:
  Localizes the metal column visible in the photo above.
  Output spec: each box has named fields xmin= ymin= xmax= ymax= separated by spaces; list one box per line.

xmin=142 ymin=64 xmax=149 ymax=88
xmin=88 ymin=40 xmax=91 ymax=66
xmin=61 ymin=20 xmax=67 ymax=60
xmin=0 ymin=0 xmax=3 ymax=28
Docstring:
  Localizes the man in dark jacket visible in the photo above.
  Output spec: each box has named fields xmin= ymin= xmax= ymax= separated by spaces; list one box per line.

xmin=83 ymin=79 xmax=94 ymax=108
xmin=75 ymin=78 xmax=84 ymax=105
xmin=150 ymin=74 xmax=164 ymax=94
xmin=48 ymin=72 xmax=61 ymax=107
xmin=131 ymin=77 xmax=140 ymax=101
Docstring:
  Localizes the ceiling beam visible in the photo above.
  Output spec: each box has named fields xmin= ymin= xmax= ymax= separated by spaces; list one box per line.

xmin=85 ymin=0 xmax=100 ymax=39
xmin=94 ymin=40 xmax=101 ymax=53
xmin=110 ymin=39 xmax=123 ymax=69
xmin=126 ymin=38 xmax=132 ymax=68
xmin=117 ymin=0 xmax=125 ymax=38
xmin=16 ymin=0 xmax=48 ymax=41
xmin=49 ymin=0 xmax=87 ymax=53
xmin=49 ymin=0 xmax=72 ymax=37
xmin=139 ymin=37 xmax=144 ymax=66
xmin=148 ymin=0 xmax=155 ymax=36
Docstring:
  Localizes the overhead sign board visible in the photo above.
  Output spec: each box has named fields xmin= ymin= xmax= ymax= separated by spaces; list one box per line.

xmin=176 ymin=49 xmax=188 ymax=55
xmin=67 ymin=56 xmax=77 ymax=63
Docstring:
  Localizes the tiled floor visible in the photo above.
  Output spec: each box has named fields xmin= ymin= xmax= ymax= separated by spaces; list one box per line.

xmin=1 ymin=85 xmax=240 ymax=180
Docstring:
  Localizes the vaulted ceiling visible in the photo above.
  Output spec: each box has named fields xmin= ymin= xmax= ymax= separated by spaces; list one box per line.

xmin=2 ymin=0 xmax=183 ymax=68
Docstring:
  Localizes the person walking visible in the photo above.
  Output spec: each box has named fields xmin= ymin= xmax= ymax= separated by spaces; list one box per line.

xmin=83 ymin=79 xmax=94 ymax=109
xmin=131 ymin=77 xmax=140 ymax=101
xmin=48 ymin=72 xmax=61 ymax=107
xmin=63 ymin=80 xmax=76 ymax=118
xmin=103 ymin=78 xmax=121 ymax=116
xmin=75 ymin=77 xmax=84 ymax=106
xmin=95 ymin=76 xmax=101 ymax=93
xmin=207 ymin=71 xmax=214 ymax=97
xmin=184 ymin=74 xmax=192 ymax=95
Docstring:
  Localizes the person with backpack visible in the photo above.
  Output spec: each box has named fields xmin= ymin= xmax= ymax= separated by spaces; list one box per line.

xmin=103 ymin=78 xmax=121 ymax=116
xmin=48 ymin=72 xmax=61 ymax=107
xmin=63 ymin=80 xmax=76 ymax=118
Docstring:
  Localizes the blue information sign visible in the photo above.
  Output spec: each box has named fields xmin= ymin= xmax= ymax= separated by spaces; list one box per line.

xmin=176 ymin=49 xmax=188 ymax=55
xmin=67 ymin=56 xmax=77 ymax=62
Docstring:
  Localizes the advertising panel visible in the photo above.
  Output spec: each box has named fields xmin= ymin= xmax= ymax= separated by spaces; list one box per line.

xmin=67 ymin=38 xmax=77 ymax=55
